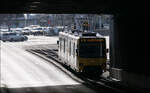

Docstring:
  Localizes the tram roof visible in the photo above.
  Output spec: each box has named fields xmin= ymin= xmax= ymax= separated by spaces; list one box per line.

xmin=59 ymin=31 xmax=104 ymax=39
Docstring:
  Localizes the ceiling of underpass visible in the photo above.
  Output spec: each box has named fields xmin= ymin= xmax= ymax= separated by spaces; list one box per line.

xmin=0 ymin=0 xmax=149 ymax=15
xmin=0 ymin=0 xmax=130 ymax=14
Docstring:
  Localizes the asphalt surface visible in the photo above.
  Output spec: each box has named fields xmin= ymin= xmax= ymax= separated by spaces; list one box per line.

xmin=0 ymin=36 xmax=113 ymax=93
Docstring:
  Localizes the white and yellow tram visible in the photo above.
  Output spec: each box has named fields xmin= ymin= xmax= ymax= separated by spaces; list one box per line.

xmin=58 ymin=31 xmax=107 ymax=75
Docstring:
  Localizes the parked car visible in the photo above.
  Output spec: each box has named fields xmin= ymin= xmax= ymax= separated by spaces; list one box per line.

xmin=43 ymin=27 xmax=54 ymax=36
xmin=1 ymin=32 xmax=28 ymax=42
xmin=0 ymin=30 xmax=9 ymax=40
xmin=22 ymin=27 xmax=32 ymax=35
xmin=30 ymin=27 xmax=44 ymax=36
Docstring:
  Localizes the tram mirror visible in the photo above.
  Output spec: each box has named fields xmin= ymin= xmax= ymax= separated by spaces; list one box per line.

xmin=76 ymin=49 xmax=79 ymax=56
xmin=106 ymin=49 xmax=109 ymax=53
xmin=57 ymin=40 xmax=59 ymax=45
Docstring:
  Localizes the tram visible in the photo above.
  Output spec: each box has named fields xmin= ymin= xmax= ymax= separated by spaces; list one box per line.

xmin=58 ymin=31 xmax=107 ymax=76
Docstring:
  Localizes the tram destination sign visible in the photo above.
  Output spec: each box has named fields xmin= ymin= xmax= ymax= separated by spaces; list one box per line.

xmin=80 ymin=38 xmax=104 ymax=42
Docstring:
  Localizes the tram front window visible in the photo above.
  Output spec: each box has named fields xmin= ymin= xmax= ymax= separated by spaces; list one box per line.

xmin=79 ymin=42 xmax=106 ymax=58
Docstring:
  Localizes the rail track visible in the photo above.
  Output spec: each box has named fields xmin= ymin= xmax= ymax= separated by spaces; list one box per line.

xmin=26 ymin=48 xmax=145 ymax=93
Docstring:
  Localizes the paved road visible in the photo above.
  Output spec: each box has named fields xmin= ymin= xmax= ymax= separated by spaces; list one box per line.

xmin=0 ymin=36 xmax=113 ymax=93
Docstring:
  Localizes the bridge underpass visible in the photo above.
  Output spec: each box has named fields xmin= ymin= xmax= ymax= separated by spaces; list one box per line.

xmin=0 ymin=0 xmax=150 ymax=93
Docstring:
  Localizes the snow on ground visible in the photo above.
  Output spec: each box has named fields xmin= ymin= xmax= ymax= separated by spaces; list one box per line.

xmin=0 ymin=36 xmax=80 ymax=88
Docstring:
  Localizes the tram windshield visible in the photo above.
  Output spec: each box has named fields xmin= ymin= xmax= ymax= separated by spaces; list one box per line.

xmin=79 ymin=39 xmax=106 ymax=58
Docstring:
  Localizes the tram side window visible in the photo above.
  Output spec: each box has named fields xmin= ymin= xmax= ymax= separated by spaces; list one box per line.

xmin=60 ymin=38 xmax=63 ymax=52
xmin=65 ymin=39 xmax=68 ymax=54
xmin=60 ymin=39 xmax=61 ymax=51
xmin=73 ymin=43 xmax=75 ymax=57
xmin=64 ymin=39 xmax=65 ymax=53
xmin=69 ymin=41 xmax=71 ymax=56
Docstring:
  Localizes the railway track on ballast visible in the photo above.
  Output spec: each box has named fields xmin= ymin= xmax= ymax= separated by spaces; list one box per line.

xmin=26 ymin=48 xmax=145 ymax=93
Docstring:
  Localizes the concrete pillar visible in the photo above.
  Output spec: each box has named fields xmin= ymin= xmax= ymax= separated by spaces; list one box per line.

xmin=110 ymin=14 xmax=150 ymax=91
